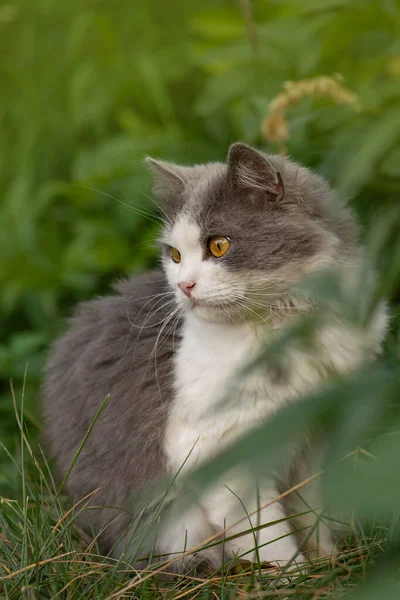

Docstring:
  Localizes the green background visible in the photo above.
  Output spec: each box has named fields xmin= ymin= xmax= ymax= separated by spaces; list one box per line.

xmin=1 ymin=0 xmax=400 ymax=471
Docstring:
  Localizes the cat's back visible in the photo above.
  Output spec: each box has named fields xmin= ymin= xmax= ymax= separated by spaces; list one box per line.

xmin=43 ymin=270 xmax=179 ymax=536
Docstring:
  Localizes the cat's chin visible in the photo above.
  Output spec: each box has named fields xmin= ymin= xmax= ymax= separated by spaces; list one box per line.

xmin=185 ymin=301 xmax=244 ymax=325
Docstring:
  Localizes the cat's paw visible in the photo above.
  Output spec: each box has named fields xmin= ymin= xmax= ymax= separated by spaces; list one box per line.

xmin=165 ymin=548 xmax=222 ymax=576
xmin=156 ymin=503 xmax=222 ymax=574
xmin=229 ymin=531 xmax=306 ymax=572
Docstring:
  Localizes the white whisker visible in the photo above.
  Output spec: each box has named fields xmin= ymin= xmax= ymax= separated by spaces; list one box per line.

xmin=73 ymin=184 xmax=167 ymax=228
xmin=130 ymin=186 xmax=173 ymax=227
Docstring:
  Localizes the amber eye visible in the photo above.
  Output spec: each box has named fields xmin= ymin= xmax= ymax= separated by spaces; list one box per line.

xmin=171 ymin=247 xmax=181 ymax=263
xmin=209 ymin=236 xmax=231 ymax=258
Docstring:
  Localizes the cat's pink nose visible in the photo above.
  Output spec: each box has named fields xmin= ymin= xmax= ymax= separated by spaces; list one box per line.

xmin=178 ymin=280 xmax=196 ymax=298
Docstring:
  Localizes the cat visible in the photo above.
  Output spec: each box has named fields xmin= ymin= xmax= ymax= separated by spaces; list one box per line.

xmin=43 ymin=142 xmax=387 ymax=573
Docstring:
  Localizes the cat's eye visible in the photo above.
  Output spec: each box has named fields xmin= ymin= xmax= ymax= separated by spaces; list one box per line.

xmin=171 ymin=247 xmax=181 ymax=263
xmin=209 ymin=236 xmax=231 ymax=258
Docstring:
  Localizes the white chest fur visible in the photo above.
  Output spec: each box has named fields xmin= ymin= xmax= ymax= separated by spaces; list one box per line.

xmin=164 ymin=315 xmax=269 ymax=471
xmin=163 ymin=307 xmax=387 ymax=475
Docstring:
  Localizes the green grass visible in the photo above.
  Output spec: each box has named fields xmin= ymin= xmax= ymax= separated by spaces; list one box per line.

xmin=0 ymin=416 xmax=392 ymax=600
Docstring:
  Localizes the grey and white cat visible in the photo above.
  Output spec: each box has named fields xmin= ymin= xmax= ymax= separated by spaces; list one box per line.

xmin=43 ymin=143 xmax=387 ymax=571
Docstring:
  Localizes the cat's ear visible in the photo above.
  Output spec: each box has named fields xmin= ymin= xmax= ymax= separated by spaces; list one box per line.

xmin=227 ymin=143 xmax=284 ymax=202
xmin=145 ymin=158 xmax=192 ymax=203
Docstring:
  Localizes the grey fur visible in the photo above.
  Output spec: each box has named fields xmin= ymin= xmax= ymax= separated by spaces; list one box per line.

xmin=43 ymin=143 xmax=359 ymax=557
xmin=43 ymin=271 xmax=179 ymax=552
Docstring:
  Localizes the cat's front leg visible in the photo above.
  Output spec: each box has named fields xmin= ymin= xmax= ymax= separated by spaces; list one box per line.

xmin=203 ymin=479 xmax=305 ymax=568
xmin=156 ymin=501 xmax=222 ymax=573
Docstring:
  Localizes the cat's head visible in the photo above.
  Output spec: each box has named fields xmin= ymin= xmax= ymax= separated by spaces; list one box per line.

xmin=146 ymin=143 xmax=358 ymax=324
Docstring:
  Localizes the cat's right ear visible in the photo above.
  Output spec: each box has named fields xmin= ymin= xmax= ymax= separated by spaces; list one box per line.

xmin=227 ymin=143 xmax=285 ymax=203
xmin=145 ymin=158 xmax=191 ymax=205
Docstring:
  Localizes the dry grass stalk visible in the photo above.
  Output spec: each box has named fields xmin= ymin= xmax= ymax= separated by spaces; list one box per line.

xmin=262 ymin=74 xmax=361 ymax=148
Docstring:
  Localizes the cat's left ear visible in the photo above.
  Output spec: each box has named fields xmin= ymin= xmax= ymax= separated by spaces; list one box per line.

xmin=227 ymin=143 xmax=284 ymax=202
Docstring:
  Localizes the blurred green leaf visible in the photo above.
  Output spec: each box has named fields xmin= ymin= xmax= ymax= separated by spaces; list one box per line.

xmin=337 ymin=107 xmax=400 ymax=196
xmin=186 ymin=364 xmax=400 ymax=501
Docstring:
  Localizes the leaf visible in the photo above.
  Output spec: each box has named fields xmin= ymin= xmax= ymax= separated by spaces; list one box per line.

xmin=185 ymin=364 xmax=400 ymax=501
xmin=337 ymin=106 xmax=400 ymax=196
xmin=190 ymin=10 xmax=245 ymax=40
xmin=379 ymin=146 xmax=400 ymax=178
xmin=195 ymin=68 xmax=256 ymax=116
xmin=289 ymin=0 xmax=355 ymax=14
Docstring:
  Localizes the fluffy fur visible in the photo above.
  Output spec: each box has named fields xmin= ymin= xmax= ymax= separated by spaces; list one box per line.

xmin=43 ymin=143 xmax=387 ymax=571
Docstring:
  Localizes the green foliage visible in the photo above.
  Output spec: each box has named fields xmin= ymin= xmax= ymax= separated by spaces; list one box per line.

xmin=1 ymin=0 xmax=400 ymax=597
xmin=1 ymin=0 xmax=399 ymax=415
